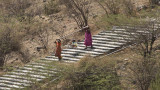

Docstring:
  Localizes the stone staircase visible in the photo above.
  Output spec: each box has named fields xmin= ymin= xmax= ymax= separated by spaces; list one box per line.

xmin=0 ymin=26 xmax=154 ymax=90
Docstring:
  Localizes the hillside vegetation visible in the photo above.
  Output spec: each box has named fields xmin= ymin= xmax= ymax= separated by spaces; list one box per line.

xmin=1 ymin=0 xmax=160 ymax=89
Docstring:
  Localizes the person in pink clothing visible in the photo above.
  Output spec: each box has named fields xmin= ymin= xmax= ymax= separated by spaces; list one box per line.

xmin=84 ymin=26 xmax=93 ymax=49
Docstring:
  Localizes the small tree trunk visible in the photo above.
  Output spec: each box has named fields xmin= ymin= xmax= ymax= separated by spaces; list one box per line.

xmin=0 ymin=57 xmax=4 ymax=69
xmin=97 ymin=1 xmax=109 ymax=17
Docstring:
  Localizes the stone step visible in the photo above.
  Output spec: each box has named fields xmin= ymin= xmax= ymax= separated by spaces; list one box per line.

xmin=92 ymin=37 xmax=113 ymax=41
xmin=0 ymin=75 xmax=32 ymax=83
xmin=0 ymin=82 xmax=24 ymax=89
xmin=25 ymin=63 xmax=57 ymax=71
xmin=92 ymin=35 xmax=132 ymax=40
xmin=113 ymin=30 xmax=136 ymax=35
xmin=62 ymin=47 xmax=97 ymax=57
xmin=114 ymin=28 xmax=150 ymax=35
xmin=80 ymin=53 xmax=98 ymax=57
xmin=101 ymin=30 xmax=114 ymax=33
xmin=93 ymin=34 xmax=131 ymax=39
xmin=78 ymin=42 xmax=120 ymax=48
xmin=9 ymin=71 xmax=45 ymax=80
xmin=98 ymin=32 xmax=129 ymax=36
xmin=77 ymin=45 xmax=115 ymax=50
xmin=61 ymin=50 xmax=104 ymax=57
xmin=29 ymin=63 xmax=50 ymax=67
xmin=36 ymin=59 xmax=53 ymax=63
xmin=25 ymin=65 xmax=57 ymax=72
xmin=76 ymin=46 xmax=113 ymax=51
xmin=63 ymin=60 xmax=77 ymax=63
xmin=136 ymin=30 xmax=150 ymax=34
xmin=62 ymin=57 xmax=80 ymax=61
xmin=21 ymin=67 xmax=56 ymax=74
xmin=48 ymin=55 xmax=83 ymax=59
xmin=114 ymin=28 xmax=126 ymax=31
xmin=65 ymin=50 xmax=104 ymax=56
xmin=45 ymin=56 xmax=80 ymax=61
xmin=98 ymin=31 xmax=133 ymax=38
xmin=0 ymin=87 xmax=11 ymax=90
xmin=63 ymin=48 xmax=108 ymax=53
xmin=61 ymin=54 xmax=84 ymax=58
xmin=61 ymin=51 xmax=82 ymax=55
xmin=95 ymin=33 xmax=132 ymax=38
xmin=92 ymin=37 xmax=128 ymax=42
xmin=79 ymin=40 xmax=125 ymax=45
xmin=43 ymin=58 xmax=59 ymax=62
xmin=81 ymin=38 xmax=128 ymax=43
xmin=0 ymin=80 xmax=30 ymax=87
xmin=47 ymin=55 xmax=82 ymax=59
xmin=98 ymin=32 xmax=119 ymax=36
xmin=15 ymin=69 xmax=51 ymax=77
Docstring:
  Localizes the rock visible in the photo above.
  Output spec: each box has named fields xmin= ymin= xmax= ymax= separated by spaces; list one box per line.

xmin=124 ymin=58 xmax=128 ymax=61
xmin=63 ymin=26 xmax=66 ymax=28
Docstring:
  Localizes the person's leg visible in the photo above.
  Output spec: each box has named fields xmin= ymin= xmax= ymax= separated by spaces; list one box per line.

xmin=58 ymin=56 xmax=62 ymax=61
xmin=91 ymin=45 xmax=93 ymax=49
xmin=84 ymin=45 xmax=87 ymax=49
xmin=91 ymin=43 xmax=93 ymax=49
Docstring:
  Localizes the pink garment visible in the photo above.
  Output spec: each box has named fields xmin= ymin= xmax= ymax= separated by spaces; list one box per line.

xmin=84 ymin=32 xmax=92 ymax=46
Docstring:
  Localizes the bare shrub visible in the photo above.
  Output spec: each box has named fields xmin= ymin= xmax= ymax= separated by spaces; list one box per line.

xmin=0 ymin=26 xmax=21 ymax=68
xmin=96 ymin=0 xmax=121 ymax=15
xmin=124 ymin=55 xmax=159 ymax=90
xmin=149 ymin=0 xmax=160 ymax=5
xmin=44 ymin=0 xmax=60 ymax=15
xmin=27 ymin=22 xmax=65 ymax=53
xmin=96 ymin=0 xmax=109 ymax=16
xmin=2 ymin=0 xmax=31 ymax=17
xmin=119 ymin=19 xmax=160 ymax=90
xmin=123 ymin=0 xmax=136 ymax=16
xmin=120 ymin=18 xmax=160 ymax=58
xmin=60 ymin=0 xmax=91 ymax=29
xmin=59 ymin=57 xmax=121 ymax=90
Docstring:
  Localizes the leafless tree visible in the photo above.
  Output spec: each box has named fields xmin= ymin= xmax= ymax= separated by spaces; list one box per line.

xmin=96 ymin=0 xmax=109 ymax=17
xmin=149 ymin=0 xmax=160 ymax=5
xmin=124 ymin=55 xmax=159 ymax=90
xmin=44 ymin=0 xmax=60 ymax=15
xmin=0 ymin=27 xmax=21 ymax=68
xmin=60 ymin=0 xmax=91 ymax=29
xmin=2 ymin=0 xmax=31 ymax=17
xmin=120 ymin=19 xmax=160 ymax=58
xmin=30 ymin=21 xmax=66 ymax=52
xmin=96 ymin=0 xmax=121 ymax=15
xmin=118 ymin=19 xmax=160 ymax=90
xmin=123 ymin=0 xmax=136 ymax=16
xmin=34 ymin=23 xmax=51 ymax=52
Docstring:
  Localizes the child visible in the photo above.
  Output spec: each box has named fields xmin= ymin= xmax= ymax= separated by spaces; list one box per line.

xmin=72 ymin=40 xmax=78 ymax=48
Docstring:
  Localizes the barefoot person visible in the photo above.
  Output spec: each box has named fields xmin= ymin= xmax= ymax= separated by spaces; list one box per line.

xmin=84 ymin=26 xmax=93 ymax=49
xmin=55 ymin=39 xmax=62 ymax=60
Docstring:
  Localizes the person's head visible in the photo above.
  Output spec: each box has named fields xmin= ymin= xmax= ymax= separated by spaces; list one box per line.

xmin=57 ymin=39 xmax=61 ymax=43
xmin=55 ymin=39 xmax=61 ymax=43
xmin=72 ymin=40 xmax=76 ymax=42
xmin=83 ymin=26 xmax=90 ymax=33
xmin=77 ymin=40 xmax=80 ymax=42
xmin=86 ymin=28 xmax=90 ymax=33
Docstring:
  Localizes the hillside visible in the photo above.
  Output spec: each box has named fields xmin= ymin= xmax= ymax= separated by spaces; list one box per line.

xmin=1 ymin=0 xmax=160 ymax=89
xmin=0 ymin=0 xmax=154 ymax=77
